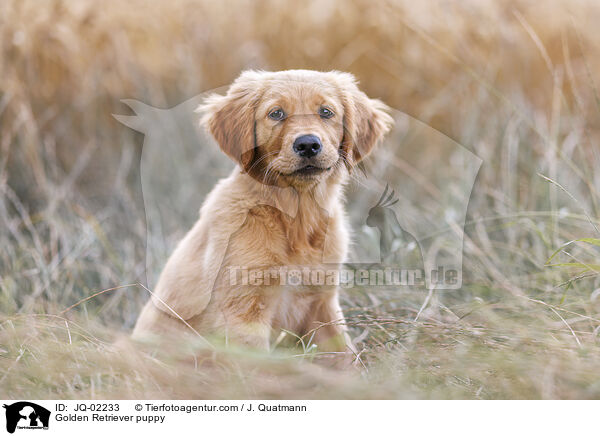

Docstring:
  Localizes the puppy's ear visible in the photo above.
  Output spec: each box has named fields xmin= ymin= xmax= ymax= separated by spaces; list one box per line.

xmin=199 ymin=75 xmax=260 ymax=171
xmin=338 ymin=74 xmax=393 ymax=168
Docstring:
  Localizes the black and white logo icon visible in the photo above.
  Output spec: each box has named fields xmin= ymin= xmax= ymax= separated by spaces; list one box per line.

xmin=3 ymin=402 xmax=50 ymax=434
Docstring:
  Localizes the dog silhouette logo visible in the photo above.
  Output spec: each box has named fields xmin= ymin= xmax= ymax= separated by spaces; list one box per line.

xmin=115 ymin=95 xmax=482 ymax=291
xmin=3 ymin=402 xmax=50 ymax=433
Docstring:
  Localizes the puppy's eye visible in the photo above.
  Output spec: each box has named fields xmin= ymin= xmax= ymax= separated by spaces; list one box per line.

xmin=319 ymin=107 xmax=334 ymax=119
xmin=268 ymin=109 xmax=286 ymax=121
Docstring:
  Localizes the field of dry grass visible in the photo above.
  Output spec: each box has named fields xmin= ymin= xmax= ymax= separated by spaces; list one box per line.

xmin=1 ymin=0 xmax=600 ymax=399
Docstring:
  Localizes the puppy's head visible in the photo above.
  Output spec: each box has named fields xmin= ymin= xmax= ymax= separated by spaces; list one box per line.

xmin=200 ymin=70 xmax=393 ymax=189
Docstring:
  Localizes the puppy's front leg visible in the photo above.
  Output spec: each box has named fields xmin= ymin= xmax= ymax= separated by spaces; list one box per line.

xmin=216 ymin=287 xmax=275 ymax=351
xmin=303 ymin=291 xmax=355 ymax=366
xmin=223 ymin=318 xmax=271 ymax=351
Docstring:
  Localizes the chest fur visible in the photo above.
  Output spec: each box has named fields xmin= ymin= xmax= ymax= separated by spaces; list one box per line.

xmin=242 ymin=201 xmax=346 ymax=267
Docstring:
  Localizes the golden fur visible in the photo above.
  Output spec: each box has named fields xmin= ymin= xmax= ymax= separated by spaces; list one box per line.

xmin=133 ymin=70 xmax=393 ymax=358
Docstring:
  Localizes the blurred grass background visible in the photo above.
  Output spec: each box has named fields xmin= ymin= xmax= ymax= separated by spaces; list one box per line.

xmin=1 ymin=0 xmax=600 ymax=399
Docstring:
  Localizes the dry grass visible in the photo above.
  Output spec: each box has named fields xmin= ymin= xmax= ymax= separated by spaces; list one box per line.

xmin=1 ymin=0 xmax=600 ymax=399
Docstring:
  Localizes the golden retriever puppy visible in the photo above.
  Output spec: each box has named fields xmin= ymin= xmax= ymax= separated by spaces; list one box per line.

xmin=133 ymin=70 xmax=393 ymax=359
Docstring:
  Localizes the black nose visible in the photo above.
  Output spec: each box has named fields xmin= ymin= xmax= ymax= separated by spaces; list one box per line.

xmin=293 ymin=135 xmax=322 ymax=158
